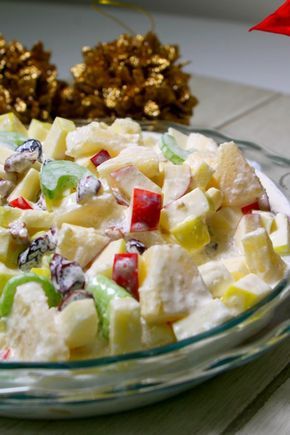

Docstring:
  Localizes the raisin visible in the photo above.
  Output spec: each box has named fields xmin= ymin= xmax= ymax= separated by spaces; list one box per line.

xmin=18 ymin=228 xmax=57 ymax=271
xmin=50 ymin=253 xmax=85 ymax=294
xmin=17 ymin=139 xmax=42 ymax=161
xmin=58 ymin=289 xmax=93 ymax=311
xmin=76 ymin=175 xmax=101 ymax=204
xmin=126 ymin=239 xmax=147 ymax=255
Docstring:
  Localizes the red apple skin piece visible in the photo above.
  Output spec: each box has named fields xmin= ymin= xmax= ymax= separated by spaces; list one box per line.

xmin=130 ymin=188 xmax=162 ymax=232
xmin=241 ymin=201 xmax=260 ymax=215
xmin=162 ymin=163 xmax=191 ymax=206
xmin=90 ymin=150 xmax=111 ymax=167
xmin=8 ymin=196 xmax=33 ymax=210
xmin=112 ymin=253 xmax=139 ymax=300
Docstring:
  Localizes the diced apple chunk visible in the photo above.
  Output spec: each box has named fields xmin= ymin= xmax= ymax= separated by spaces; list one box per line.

xmin=199 ymin=260 xmax=233 ymax=297
xmin=173 ymin=299 xmax=231 ymax=340
xmin=139 ymin=244 xmax=211 ymax=323
xmin=141 ymin=319 xmax=175 ymax=348
xmin=58 ymin=299 xmax=99 ymax=349
xmin=270 ymin=213 xmax=290 ymax=255
xmin=160 ymin=187 xmax=210 ymax=232
xmin=0 ymin=113 xmax=27 ymax=135
xmin=20 ymin=210 xmax=54 ymax=233
xmin=172 ymin=216 xmax=210 ymax=251
xmin=86 ymin=239 xmax=126 ymax=280
xmin=190 ymin=161 xmax=214 ymax=190
xmin=206 ymin=187 xmax=223 ymax=212
xmin=0 ymin=262 xmax=18 ymax=293
xmin=162 ymin=162 xmax=191 ymax=206
xmin=234 ymin=214 xmax=263 ymax=246
xmin=28 ymin=119 xmax=51 ymax=142
xmin=57 ymin=223 xmax=109 ymax=268
xmin=43 ymin=117 xmax=75 ymax=159
xmin=0 ymin=146 xmax=15 ymax=165
xmin=253 ymin=211 xmax=276 ymax=234
xmin=222 ymin=256 xmax=250 ymax=281
xmin=111 ymin=165 xmax=161 ymax=199
xmin=207 ymin=207 xmax=242 ymax=242
xmin=222 ymin=273 xmax=271 ymax=312
xmin=242 ymin=228 xmax=286 ymax=284
xmin=214 ymin=141 xmax=264 ymax=207
xmin=7 ymin=168 xmax=40 ymax=202
xmin=109 ymin=298 xmax=142 ymax=355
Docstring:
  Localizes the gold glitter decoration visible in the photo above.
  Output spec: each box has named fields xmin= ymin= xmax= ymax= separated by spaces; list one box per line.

xmin=0 ymin=35 xmax=59 ymax=123
xmin=57 ymin=32 xmax=198 ymax=124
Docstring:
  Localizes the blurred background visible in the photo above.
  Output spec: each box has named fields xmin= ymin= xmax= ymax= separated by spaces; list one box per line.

xmin=1 ymin=0 xmax=289 ymax=92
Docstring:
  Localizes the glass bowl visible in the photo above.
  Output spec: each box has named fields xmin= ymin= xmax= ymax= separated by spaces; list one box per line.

xmin=0 ymin=122 xmax=289 ymax=419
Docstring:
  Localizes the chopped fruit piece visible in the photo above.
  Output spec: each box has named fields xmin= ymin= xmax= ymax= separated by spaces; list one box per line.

xmin=253 ymin=210 xmax=275 ymax=234
xmin=58 ymin=299 xmax=99 ymax=349
xmin=30 ymin=267 xmax=51 ymax=279
xmin=141 ymin=319 xmax=175 ymax=348
xmin=139 ymin=245 xmax=211 ymax=324
xmin=199 ymin=260 xmax=233 ymax=297
xmin=0 ymin=262 xmax=18 ymax=294
xmin=0 ymin=206 xmax=22 ymax=227
xmin=129 ymin=188 xmax=162 ymax=232
xmin=222 ymin=256 xmax=250 ymax=281
xmin=241 ymin=228 xmax=286 ymax=284
xmin=160 ymin=187 xmax=210 ymax=232
xmin=234 ymin=213 xmax=263 ymax=246
xmin=113 ymin=253 xmax=139 ymax=300
xmin=241 ymin=201 xmax=260 ymax=214
xmin=125 ymin=230 xmax=169 ymax=249
xmin=90 ymin=149 xmax=111 ymax=167
xmin=167 ymin=128 xmax=189 ymax=150
xmin=159 ymin=133 xmax=189 ymax=164
xmin=40 ymin=160 xmax=93 ymax=200
xmin=0 ymin=112 xmax=27 ymax=135
xmin=162 ymin=162 xmax=191 ymax=206
xmin=57 ymin=223 xmax=109 ymax=268
xmin=8 ymin=196 xmax=33 ymax=210
xmin=222 ymin=273 xmax=271 ymax=312
xmin=43 ymin=117 xmax=75 ymax=159
xmin=186 ymin=133 xmax=218 ymax=153
xmin=207 ymin=207 xmax=242 ymax=242
xmin=8 ymin=168 xmax=40 ymax=202
xmin=214 ymin=141 xmax=264 ymax=207
xmin=87 ymin=274 xmax=132 ymax=339
xmin=206 ymin=187 xmax=223 ymax=212
xmin=173 ymin=299 xmax=231 ymax=340
xmin=0 ymin=132 xmax=27 ymax=150
xmin=172 ymin=216 xmax=210 ymax=251
xmin=190 ymin=161 xmax=214 ymax=190
xmin=86 ymin=239 xmax=126 ymax=280
xmin=270 ymin=213 xmax=290 ymax=254
xmin=109 ymin=297 xmax=142 ymax=355
xmin=111 ymin=165 xmax=161 ymax=200
xmin=28 ymin=119 xmax=51 ymax=142
xmin=0 ymin=273 xmax=61 ymax=317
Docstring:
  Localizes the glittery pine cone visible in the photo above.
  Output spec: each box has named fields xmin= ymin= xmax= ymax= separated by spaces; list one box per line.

xmin=0 ymin=35 xmax=59 ymax=124
xmin=57 ymin=32 xmax=198 ymax=124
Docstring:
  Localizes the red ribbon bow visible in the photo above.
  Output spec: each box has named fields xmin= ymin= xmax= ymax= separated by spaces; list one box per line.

xmin=250 ymin=1 xmax=290 ymax=36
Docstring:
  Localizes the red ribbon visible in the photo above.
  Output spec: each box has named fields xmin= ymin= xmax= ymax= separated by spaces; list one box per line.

xmin=249 ymin=1 xmax=290 ymax=36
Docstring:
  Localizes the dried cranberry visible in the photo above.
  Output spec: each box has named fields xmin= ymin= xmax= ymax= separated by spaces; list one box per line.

xmin=58 ymin=289 xmax=93 ymax=311
xmin=17 ymin=139 xmax=42 ymax=161
xmin=50 ymin=253 xmax=85 ymax=294
xmin=76 ymin=175 xmax=101 ymax=204
xmin=126 ymin=239 xmax=147 ymax=255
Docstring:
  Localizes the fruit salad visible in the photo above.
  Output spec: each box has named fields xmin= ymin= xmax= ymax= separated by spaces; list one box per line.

xmin=0 ymin=112 xmax=289 ymax=362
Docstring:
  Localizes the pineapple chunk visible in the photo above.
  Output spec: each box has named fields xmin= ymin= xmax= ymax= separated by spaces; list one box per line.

xmin=199 ymin=260 xmax=233 ymax=297
xmin=58 ymin=299 xmax=99 ymax=349
xmin=7 ymin=168 xmax=40 ymax=202
xmin=0 ymin=262 xmax=18 ymax=294
xmin=214 ymin=141 xmax=264 ymax=207
xmin=206 ymin=187 xmax=223 ymax=212
xmin=160 ymin=187 xmax=210 ymax=232
xmin=110 ymin=165 xmax=161 ymax=199
xmin=57 ymin=223 xmax=109 ymax=268
xmin=66 ymin=121 xmax=140 ymax=159
xmin=139 ymin=244 xmax=211 ymax=323
xmin=0 ymin=112 xmax=27 ymax=135
xmin=28 ymin=119 xmax=51 ymax=142
xmin=242 ymin=228 xmax=286 ymax=284
xmin=190 ymin=161 xmax=214 ymax=190
xmin=222 ymin=273 xmax=271 ymax=312
xmin=141 ymin=318 xmax=176 ymax=348
xmin=222 ymin=256 xmax=250 ymax=281
xmin=97 ymin=146 xmax=159 ymax=180
xmin=86 ymin=239 xmax=126 ymax=280
xmin=270 ymin=213 xmax=290 ymax=255
xmin=43 ymin=117 xmax=75 ymax=159
xmin=207 ymin=207 xmax=242 ymax=242
xmin=109 ymin=298 xmax=142 ymax=355
xmin=172 ymin=216 xmax=210 ymax=251
xmin=173 ymin=299 xmax=231 ymax=340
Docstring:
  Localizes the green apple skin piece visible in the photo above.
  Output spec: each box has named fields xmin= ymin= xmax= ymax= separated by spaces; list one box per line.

xmin=40 ymin=160 xmax=93 ymax=200
xmin=270 ymin=213 xmax=290 ymax=255
xmin=0 ymin=131 xmax=27 ymax=150
xmin=86 ymin=239 xmax=126 ymax=281
xmin=173 ymin=299 xmax=231 ymax=340
xmin=0 ymin=263 xmax=19 ymax=294
xmin=28 ymin=119 xmax=51 ymax=142
xmin=109 ymin=297 xmax=142 ymax=355
xmin=0 ymin=113 xmax=27 ymax=135
xmin=7 ymin=167 xmax=40 ymax=202
xmin=0 ymin=273 xmax=61 ymax=317
xmin=87 ymin=274 xmax=132 ymax=340
xmin=43 ymin=117 xmax=75 ymax=160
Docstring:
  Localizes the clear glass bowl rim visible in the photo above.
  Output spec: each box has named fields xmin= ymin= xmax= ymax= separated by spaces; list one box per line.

xmin=0 ymin=120 xmax=289 ymax=370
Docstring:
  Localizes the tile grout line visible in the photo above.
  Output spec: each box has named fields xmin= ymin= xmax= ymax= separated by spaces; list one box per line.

xmin=214 ymin=93 xmax=282 ymax=130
